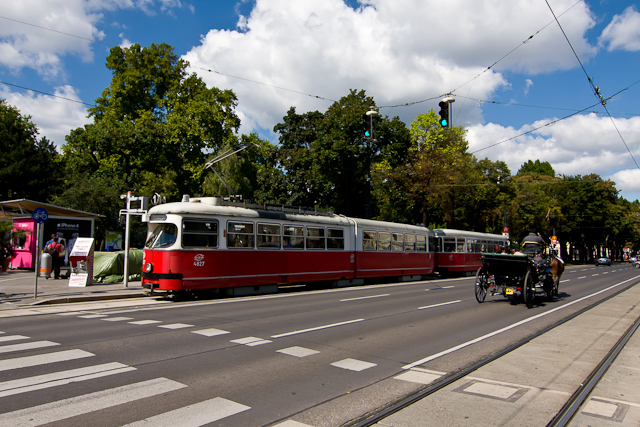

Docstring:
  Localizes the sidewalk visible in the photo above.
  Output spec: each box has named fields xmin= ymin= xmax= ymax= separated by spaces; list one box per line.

xmin=0 ymin=268 xmax=148 ymax=308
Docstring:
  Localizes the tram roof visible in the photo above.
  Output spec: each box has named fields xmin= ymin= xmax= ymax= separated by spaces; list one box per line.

xmin=435 ymin=228 xmax=506 ymax=240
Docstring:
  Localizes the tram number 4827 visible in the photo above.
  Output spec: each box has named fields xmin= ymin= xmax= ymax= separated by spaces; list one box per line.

xmin=193 ymin=254 xmax=205 ymax=267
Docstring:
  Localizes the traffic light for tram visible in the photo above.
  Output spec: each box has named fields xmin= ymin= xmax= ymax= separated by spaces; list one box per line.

xmin=438 ymin=101 xmax=450 ymax=128
xmin=363 ymin=113 xmax=372 ymax=138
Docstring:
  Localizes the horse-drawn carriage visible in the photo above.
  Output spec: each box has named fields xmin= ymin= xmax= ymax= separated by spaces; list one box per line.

xmin=474 ymin=253 xmax=563 ymax=308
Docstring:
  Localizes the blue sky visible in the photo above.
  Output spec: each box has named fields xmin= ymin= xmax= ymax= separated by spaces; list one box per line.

xmin=1 ymin=0 xmax=640 ymax=200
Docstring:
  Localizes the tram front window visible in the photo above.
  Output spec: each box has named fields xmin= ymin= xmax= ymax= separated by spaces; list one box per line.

xmin=145 ymin=223 xmax=178 ymax=248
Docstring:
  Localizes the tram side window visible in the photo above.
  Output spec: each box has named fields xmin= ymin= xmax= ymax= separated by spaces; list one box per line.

xmin=416 ymin=235 xmax=426 ymax=252
xmin=227 ymin=221 xmax=255 ymax=248
xmin=443 ymin=237 xmax=456 ymax=252
xmin=363 ymin=230 xmax=377 ymax=251
xmin=378 ymin=232 xmax=391 ymax=251
xmin=306 ymin=226 xmax=326 ymax=250
xmin=327 ymin=228 xmax=344 ymax=250
xmin=392 ymin=233 xmax=404 ymax=252
xmin=456 ymin=238 xmax=466 ymax=253
xmin=257 ymin=223 xmax=281 ymax=249
xmin=428 ymin=236 xmax=436 ymax=253
xmin=283 ymin=225 xmax=304 ymax=249
xmin=405 ymin=234 xmax=416 ymax=251
xmin=182 ymin=220 xmax=218 ymax=248
xmin=145 ymin=223 xmax=178 ymax=249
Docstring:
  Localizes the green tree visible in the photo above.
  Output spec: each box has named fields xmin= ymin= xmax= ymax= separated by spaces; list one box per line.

xmin=0 ymin=99 xmax=60 ymax=201
xmin=518 ymin=160 xmax=555 ymax=177
xmin=60 ymin=43 xmax=242 ymax=232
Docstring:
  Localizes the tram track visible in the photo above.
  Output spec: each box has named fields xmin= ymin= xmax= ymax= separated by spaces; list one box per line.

xmin=346 ymin=279 xmax=640 ymax=427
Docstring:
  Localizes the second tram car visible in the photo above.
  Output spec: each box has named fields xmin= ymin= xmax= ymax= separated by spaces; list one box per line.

xmin=141 ymin=197 xmax=436 ymax=295
xmin=434 ymin=229 xmax=508 ymax=274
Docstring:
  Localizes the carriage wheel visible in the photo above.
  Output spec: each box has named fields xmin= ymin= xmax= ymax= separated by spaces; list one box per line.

xmin=523 ymin=270 xmax=535 ymax=308
xmin=475 ymin=267 xmax=489 ymax=303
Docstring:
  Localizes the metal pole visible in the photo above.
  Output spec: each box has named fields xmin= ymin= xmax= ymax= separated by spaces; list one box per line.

xmin=123 ymin=191 xmax=131 ymax=288
xmin=34 ymin=222 xmax=41 ymax=298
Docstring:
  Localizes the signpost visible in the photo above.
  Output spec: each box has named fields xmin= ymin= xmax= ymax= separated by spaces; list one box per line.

xmin=32 ymin=207 xmax=48 ymax=298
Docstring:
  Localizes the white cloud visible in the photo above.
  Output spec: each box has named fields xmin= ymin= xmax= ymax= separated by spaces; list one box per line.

xmin=0 ymin=85 xmax=91 ymax=149
xmin=183 ymin=0 xmax=598 ymax=138
xmin=467 ymin=113 xmax=640 ymax=199
xmin=599 ymin=6 xmax=640 ymax=52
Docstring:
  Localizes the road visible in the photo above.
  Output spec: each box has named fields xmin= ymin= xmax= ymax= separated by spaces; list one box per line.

xmin=0 ymin=263 xmax=638 ymax=426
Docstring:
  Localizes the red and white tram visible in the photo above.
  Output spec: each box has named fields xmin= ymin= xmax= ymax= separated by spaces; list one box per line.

xmin=141 ymin=197 xmax=436 ymax=295
xmin=434 ymin=229 xmax=507 ymax=274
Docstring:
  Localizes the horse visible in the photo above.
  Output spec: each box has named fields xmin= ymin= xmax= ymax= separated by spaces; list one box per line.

xmin=549 ymin=255 xmax=564 ymax=297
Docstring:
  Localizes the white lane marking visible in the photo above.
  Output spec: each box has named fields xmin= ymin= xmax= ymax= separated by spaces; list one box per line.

xmin=442 ymin=286 xmax=455 ymax=289
xmin=418 ymin=300 xmax=461 ymax=310
xmin=158 ymin=323 xmax=194 ymax=329
xmin=0 ymin=362 xmax=136 ymax=397
xmin=128 ymin=320 xmax=162 ymax=325
xmin=101 ymin=317 xmax=134 ymax=322
xmin=403 ymin=275 xmax=640 ymax=369
xmin=271 ymin=319 xmax=365 ymax=338
xmin=0 ymin=335 xmax=29 ymax=343
xmin=0 ymin=378 xmax=186 ymax=426
xmin=331 ymin=358 xmax=377 ymax=372
xmin=122 ymin=397 xmax=250 ymax=427
xmin=191 ymin=328 xmax=230 ymax=337
xmin=0 ymin=349 xmax=94 ymax=372
xmin=578 ymin=276 xmax=587 ymax=279
xmin=231 ymin=337 xmax=272 ymax=346
xmin=340 ymin=294 xmax=390 ymax=302
xmin=277 ymin=346 xmax=320 ymax=358
xmin=78 ymin=314 xmax=109 ymax=319
xmin=0 ymin=341 xmax=59 ymax=354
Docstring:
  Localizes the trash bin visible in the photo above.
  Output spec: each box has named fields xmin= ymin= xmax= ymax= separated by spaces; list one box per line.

xmin=40 ymin=252 xmax=52 ymax=278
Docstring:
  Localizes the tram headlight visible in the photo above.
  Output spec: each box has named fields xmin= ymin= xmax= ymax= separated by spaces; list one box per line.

xmin=144 ymin=262 xmax=153 ymax=273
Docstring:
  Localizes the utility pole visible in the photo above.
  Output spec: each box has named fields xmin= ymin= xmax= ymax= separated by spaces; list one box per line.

xmin=364 ymin=106 xmax=378 ymax=219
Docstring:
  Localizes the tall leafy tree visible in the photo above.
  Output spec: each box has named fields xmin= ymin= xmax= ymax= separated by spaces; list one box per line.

xmin=0 ymin=99 xmax=59 ymax=201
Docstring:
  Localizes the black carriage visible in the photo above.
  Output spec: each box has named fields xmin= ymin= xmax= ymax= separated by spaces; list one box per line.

xmin=474 ymin=253 xmax=558 ymax=308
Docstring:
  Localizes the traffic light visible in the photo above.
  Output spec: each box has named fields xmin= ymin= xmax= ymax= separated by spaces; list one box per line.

xmin=438 ymin=101 xmax=449 ymax=128
xmin=363 ymin=113 xmax=372 ymax=138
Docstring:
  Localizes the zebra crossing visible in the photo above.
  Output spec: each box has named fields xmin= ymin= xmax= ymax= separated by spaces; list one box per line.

xmin=0 ymin=311 xmax=443 ymax=426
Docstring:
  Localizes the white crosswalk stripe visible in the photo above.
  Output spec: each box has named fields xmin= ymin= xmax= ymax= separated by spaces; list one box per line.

xmin=0 ymin=340 xmax=59 ymax=354
xmin=0 ymin=377 xmax=187 ymax=426
xmin=0 ymin=349 xmax=94 ymax=371
xmin=122 ymin=397 xmax=250 ymax=426
xmin=0 ymin=335 xmax=29 ymax=343
xmin=0 ymin=362 xmax=136 ymax=397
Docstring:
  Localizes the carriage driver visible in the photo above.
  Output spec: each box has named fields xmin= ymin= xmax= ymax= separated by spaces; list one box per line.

xmin=521 ymin=230 xmax=545 ymax=256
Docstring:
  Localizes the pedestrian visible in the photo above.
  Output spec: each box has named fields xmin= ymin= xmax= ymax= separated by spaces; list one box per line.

xmin=49 ymin=237 xmax=64 ymax=279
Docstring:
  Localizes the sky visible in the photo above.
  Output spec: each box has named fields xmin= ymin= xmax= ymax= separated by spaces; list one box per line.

xmin=1 ymin=0 xmax=640 ymax=201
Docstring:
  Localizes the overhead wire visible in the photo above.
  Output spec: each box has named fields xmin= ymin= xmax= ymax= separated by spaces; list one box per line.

xmin=543 ymin=0 xmax=640 ymax=170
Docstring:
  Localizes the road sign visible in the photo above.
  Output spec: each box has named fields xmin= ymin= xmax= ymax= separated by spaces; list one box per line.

xmin=32 ymin=207 xmax=48 ymax=223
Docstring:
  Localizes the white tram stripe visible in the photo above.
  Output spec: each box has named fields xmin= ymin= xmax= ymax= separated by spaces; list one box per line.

xmin=0 ymin=340 xmax=59 ymax=354
xmin=0 ymin=335 xmax=30 ymax=343
xmin=0 ymin=349 xmax=94 ymax=372
xmin=122 ymin=397 xmax=251 ymax=426
xmin=0 ymin=362 xmax=136 ymax=397
xmin=0 ymin=377 xmax=187 ymax=426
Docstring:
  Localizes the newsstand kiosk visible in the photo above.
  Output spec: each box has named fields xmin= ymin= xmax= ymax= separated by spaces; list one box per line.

xmin=68 ymin=238 xmax=95 ymax=287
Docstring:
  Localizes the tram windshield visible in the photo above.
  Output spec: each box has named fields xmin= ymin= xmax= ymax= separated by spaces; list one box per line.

xmin=145 ymin=223 xmax=178 ymax=248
